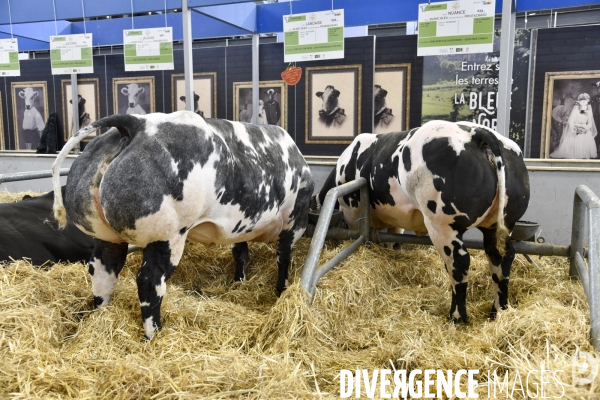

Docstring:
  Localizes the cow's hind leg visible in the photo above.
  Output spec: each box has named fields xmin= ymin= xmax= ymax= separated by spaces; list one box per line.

xmin=232 ymin=242 xmax=249 ymax=282
xmin=136 ymin=236 xmax=186 ymax=339
xmin=479 ymin=227 xmax=515 ymax=319
xmin=88 ymin=238 xmax=128 ymax=308
xmin=427 ymin=224 xmax=471 ymax=323
xmin=276 ymin=230 xmax=295 ymax=296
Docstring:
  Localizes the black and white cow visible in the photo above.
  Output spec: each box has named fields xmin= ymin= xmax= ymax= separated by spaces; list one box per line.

xmin=52 ymin=111 xmax=314 ymax=339
xmin=70 ymin=95 xmax=92 ymax=129
xmin=313 ymin=120 xmax=530 ymax=323
xmin=374 ymin=85 xmax=394 ymax=129
xmin=0 ymin=188 xmax=94 ymax=265
xmin=316 ymin=85 xmax=346 ymax=128
xmin=179 ymin=92 xmax=204 ymax=117
xmin=121 ymin=84 xmax=146 ymax=115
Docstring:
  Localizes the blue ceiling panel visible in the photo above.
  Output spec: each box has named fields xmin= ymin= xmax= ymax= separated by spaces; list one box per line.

xmin=189 ymin=0 xmax=257 ymax=6
xmin=0 ymin=31 xmax=51 ymax=51
xmin=515 ymin=0 xmax=600 ymax=11
xmin=68 ymin=12 xmax=249 ymax=48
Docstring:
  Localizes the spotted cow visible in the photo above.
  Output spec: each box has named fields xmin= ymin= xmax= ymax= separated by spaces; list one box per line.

xmin=51 ymin=111 xmax=314 ymax=339
xmin=180 ymin=92 xmax=204 ymax=117
xmin=313 ymin=120 xmax=530 ymax=322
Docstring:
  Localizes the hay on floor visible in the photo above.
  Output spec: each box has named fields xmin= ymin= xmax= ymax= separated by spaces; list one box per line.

xmin=0 ymin=193 xmax=597 ymax=398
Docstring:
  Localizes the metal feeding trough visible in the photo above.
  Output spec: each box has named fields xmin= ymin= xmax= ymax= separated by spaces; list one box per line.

xmin=511 ymin=220 xmax=541 ymax=242
xmin=309 ymin=209 xmax=343 ymax=227
xmin=511 ymin=220 xmax=544 ymax=269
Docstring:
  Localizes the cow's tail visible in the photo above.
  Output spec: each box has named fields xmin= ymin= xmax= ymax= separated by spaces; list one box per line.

xmin=472 ymin=127 xmax=510 ymax=256
xmin=52 ymin=114 xmax=142 ymax=227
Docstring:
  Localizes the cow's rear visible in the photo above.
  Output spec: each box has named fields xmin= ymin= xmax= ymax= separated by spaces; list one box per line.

xmin=317 ymin=120 xmax=530 ymax=323
xmin=52 ymin=111 xmax=313 ymax=339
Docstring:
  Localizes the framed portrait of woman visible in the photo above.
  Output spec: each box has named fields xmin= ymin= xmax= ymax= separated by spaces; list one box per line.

xmin=541 ymin=70 xmax=600 ymax=160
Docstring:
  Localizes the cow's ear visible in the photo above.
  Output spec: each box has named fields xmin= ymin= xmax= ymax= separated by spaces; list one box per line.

xmin=179 ymin=95 xmax=186 ymax=102
xmin=381 ymin=89 xmax=388 ymax=97
xmin=316 ymin=91 xmax=323 ymax=98
xmin=69 ymin=99 xmax=73 ymax=104
xmin=18 ymin=90 xmax=25 ymax=99
xmin=80 ymin=97 xmax=86 ymax=104
xmin=194 ymin=93 xmax=199 ymax=101
xmin=121 ymin=87 xmax=129 ymax=95
xmin=138 ymin=87 xmax=145 ymax=95
xmin=33 ymin=91 xmax=39 ymax=98
xmin=333 ymin=89 xmax=340 ymax=98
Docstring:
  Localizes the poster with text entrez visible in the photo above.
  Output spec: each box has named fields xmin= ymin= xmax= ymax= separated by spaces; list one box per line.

xmin=417 ymin=0 xmax=495 ymax=56
xmin=0 ymin=38 xmax=20 ymax=77
xmin=283 ymin=9 xmax=344 ymax=62
xmin=124 ymin=28 xmax=174 ymax=72
xmin=50 ymin=34 xmax=93 ymax=75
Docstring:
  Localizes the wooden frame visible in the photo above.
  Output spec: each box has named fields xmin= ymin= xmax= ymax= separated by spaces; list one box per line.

xmin=61 ymin=78 xmax=100 ymax=141
xmin=541 ymin=70 xmax=600 ymax=160
xmin=171 ymin=72 xmax=217 ymax=117
xmin=113 ymin=76 xmax=155 ymax=115
xmin=233 ymin=80 xmax=287 ymax=129
xmin=374 ymin=63 xmax=410 ymax=134
xmin=11 ymin=81 xmax=49 ymax=151
xmin=305 ymin=64 xmax=362 ymax=144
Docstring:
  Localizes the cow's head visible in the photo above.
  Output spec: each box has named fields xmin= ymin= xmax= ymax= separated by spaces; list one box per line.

xmin=18 ymin=87 xmax=39 ymax=110
xmin=180 ymin=92 xmax=200 ymax=112
xmin=374 ymin=85 xmax=388 ymax=112
xmin=258 ymin=99 xmax=266 ymax=117
xmin=121 ymin=84 xmax=145 ymax=108
xmin=265 ymin=89 xmax=276 ymax=102
xmin=316 ymin=85 xmax=340 ymax=117
xmin=70 ymin=95 xmax=86 ymax=114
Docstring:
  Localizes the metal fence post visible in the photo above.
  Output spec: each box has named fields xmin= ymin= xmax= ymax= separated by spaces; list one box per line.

xmin=570 ymin=192 xmax=584 ymax=279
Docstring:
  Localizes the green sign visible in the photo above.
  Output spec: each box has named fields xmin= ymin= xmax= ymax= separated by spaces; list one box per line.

xmin=283 ymin=9 xmax=345 ymax=62
xmin=123 ymin=28 xmax=174 ymax=71
xmin=0 ymin=39 xmax=20 ymax=77
xmin=49 ymin=34 xmax=94 ymax=74
xmin=417 ymin=0 xmax=495 ymax=56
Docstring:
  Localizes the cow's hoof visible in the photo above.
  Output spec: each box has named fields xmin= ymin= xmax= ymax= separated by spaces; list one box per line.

xmin=450 ymin=314 xmax=469 ymax=324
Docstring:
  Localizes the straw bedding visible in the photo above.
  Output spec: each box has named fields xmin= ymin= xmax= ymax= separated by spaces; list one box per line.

xmin=0 ymin=191 xmax=598 ymax=399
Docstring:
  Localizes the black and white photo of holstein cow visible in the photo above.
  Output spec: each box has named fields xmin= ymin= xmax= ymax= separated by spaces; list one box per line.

xmin=312 ymin=120 xmax=530 ymax=323
xmin=52 ymin=111 xmax=314 ymax=339
xmin=316 ymin=85 xmax=346 ymax=128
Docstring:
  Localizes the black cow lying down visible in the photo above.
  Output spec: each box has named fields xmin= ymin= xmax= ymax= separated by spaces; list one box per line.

xmin=52 ymin=111 xmax=314 ymax=339
xmin=0 ymin=188 xmax=94 ymax=265
xmin=313 ymin=120 xmax=530 ymax=323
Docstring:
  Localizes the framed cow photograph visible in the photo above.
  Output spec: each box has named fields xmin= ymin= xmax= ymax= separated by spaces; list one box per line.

xmin=0 ymin=94 xmax=4 ymax=150
xmin=374 ymin=64 xmax=410 ymax=134
xmin=113 ymin=76 xmax=155 ymax=115
xmin=305 ymin=64 xmax=362 ymax=144
xmin=541 ymin=70 xmax=600 ymax=160
xmin=171 ymin=72 xmax=217 ymax=117
xmin=61 ymin=78 xmax=100 ymax=142
xmin=11 ymin=81 xmax=49 ymax=151
xmin=233 ymin=80 xmax=287 ymax=130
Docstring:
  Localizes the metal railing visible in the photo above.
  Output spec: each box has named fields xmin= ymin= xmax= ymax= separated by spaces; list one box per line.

xmin=569 ymin=185 xmax=600 ymax=350
xmin=302 ymin=179 xmax=599 ymax=350
xmin=300 ymin=178 xmax=370 ymax=300
xmin=0 ymin=168 xmax=70 ymax=185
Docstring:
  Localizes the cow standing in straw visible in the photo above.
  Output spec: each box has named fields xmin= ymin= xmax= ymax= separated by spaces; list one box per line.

xmin=52 ymin=111 xmax=313 ymax=339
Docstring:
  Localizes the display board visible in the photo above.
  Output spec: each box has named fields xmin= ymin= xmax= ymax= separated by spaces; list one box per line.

xmin=417 ymin=0 xmax=495 ymax=56
xmin=124 ymin=28 xmax=174 ymax=72
xmin=0 ymin=39 xmax=20 ymax=77
xmin=283 ymin=9 xmax=344 ymax=62
xmin=50 ymin=34 xmax=93 ymax=75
